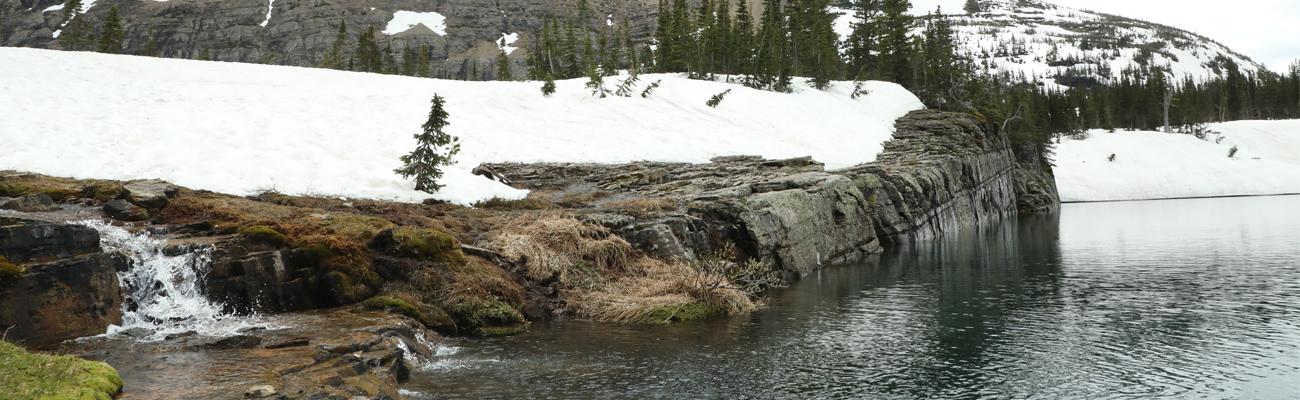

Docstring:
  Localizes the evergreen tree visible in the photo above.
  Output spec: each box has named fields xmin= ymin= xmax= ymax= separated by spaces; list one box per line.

xmin=198 ymin=48 xmax=212 ymax=61
xmin=395 ymin=95 xmax=461 ymax=193
xmin=732 ymin=0 xmax=756 ymax=77
xmin=417 ymin=45 xmax=432 ymax=77
xmin=845 ymin=0 xmax=881 ymax=80
xmin=139 ymin=31 xmax=159 ymax=57
xmin=919 ymin=8 xmax=960 ymax=107
xmin=497 ymin=38 xmax=513 ymax=80
xmin=97 ymin=6 xmax=124 ymax=54
xmin=354 ymin=26 xmax=383 ymax=72
xmin=541 ymin=75 xmax=557 ymax=96
xmin=615 ymin=72 xmax=640 ymax=97
xmin=964 ymin=0 xmax=982 ymax=14
xmin=321 ymin=21 xmax=349 ymax=70
xmin=58 ymin=0 xmax=92 ymax=51
xmin=789 ymin=0 xmax=840 ymax=89
xmin=876 ymin=0 xmax=915 ymax=87
xmin=753 ymin=0 xmax=791 ymax=89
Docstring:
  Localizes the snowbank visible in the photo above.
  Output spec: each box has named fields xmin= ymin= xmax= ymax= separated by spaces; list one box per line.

xmin=1054 ymin=121 xmax=1300 ymax=202
xmin=0 ymin=48 xmax=923 ymax=205
xmin=383 ymin=11 xmax=447 ymax=36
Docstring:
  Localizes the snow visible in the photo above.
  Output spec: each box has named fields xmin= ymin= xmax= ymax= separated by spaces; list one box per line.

xmin=43 ymin=3 xmax=64 ymax=12
xmin=258 ymin=0 xmax=274 ymax=28
xmin=831 ymin=0 xmax=1261 ymax=88
xmin=1054 ymin=121 xmax=1300 ymax=202
xmin=497 ymin=32 xmax=519 ymax=55
xmin=383 ymin=11 xmax=447 ymax=36
xmin=48 ymin=0 xmax=98 ymax=38
xmin=0 ymin=48 xmax=923 ymax=205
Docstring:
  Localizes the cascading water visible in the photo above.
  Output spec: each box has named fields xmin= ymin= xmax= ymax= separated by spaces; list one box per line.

xmin=77 ymin=220 xmax=267 ymax=340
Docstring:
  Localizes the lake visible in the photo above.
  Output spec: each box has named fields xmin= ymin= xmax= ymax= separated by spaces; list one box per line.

xmin=406 ymin=195 xmax=1300 ymax=399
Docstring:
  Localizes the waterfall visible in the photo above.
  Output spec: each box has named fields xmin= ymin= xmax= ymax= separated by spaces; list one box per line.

xmin=77 ymin=220 xmax=266 ymax=340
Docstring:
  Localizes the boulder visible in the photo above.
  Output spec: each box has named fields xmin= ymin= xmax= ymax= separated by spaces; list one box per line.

xmin=0 ymin=193 xmax=57 ymax=212
xmin=104 ymin=199 xmax=150 ymax=221
xmin=0 ymin=217 xmax=101 ymax=262
xmin=0 ymin=253 xmax=126 ymax=346
xmin=123 ymin=179 xmax=180 ymax=210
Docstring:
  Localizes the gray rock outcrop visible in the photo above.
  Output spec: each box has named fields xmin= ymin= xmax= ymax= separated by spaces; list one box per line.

xmin=486 ymin=110 xmax=1058 ymax=277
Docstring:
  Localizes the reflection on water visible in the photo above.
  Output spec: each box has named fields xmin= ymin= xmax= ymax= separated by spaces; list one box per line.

xmin=407 ymin=196 xmax=1300 ymax=399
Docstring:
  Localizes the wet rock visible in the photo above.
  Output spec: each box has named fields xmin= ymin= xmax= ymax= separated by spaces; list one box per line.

xmin=0 ymin=217 xmax=101 ymax=261
xmin=263 ymin=337 xmax=310 ymax=349
xmin=104 ymin=199 xmax=150 ymax=221
xmin=0 ymin=193 xmax=57 ymax=212
xmin=0 ymin=218 xmax=125 ymax=346
xmin=123 ymin=179 xmax=180 ymax=210
xmin=119 ymin=327 xmax=154 ymax=339
xmin=244 ymin=385 xmax=277 ymax=398
xmin=203 ymin=335 xmax=264 ymax=349
xmin=165 ymin=330 xmax=198 ymax=340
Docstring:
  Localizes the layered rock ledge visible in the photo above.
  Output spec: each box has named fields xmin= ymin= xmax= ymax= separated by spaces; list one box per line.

xmin=486 ymin=109 xmax=1058 ymax=276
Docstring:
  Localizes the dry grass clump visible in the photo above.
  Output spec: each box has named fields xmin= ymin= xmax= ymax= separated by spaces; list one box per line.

xmin=571 ymin=258 xmax=754 ymax=324
xmin=473 ymin=196 xmax=554 ymax=210
xmin=487 ymin=215 xmax=632 ymax=288
xmin=602 ymin=197 xmax=679 ymax=217
xmin=0 ymin=171 xmax=122 ymax=202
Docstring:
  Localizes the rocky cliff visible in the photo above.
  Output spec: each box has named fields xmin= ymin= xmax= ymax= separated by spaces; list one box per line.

xmin=487 ymin=109 xmax=1056 ymax=277
xmin=0 ymin=0 xmax=662 ymax=79
xmin=0 ymin=216 xmax=125 ymax=346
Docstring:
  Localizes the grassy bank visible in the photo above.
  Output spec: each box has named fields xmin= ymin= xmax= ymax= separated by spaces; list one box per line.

xmin=0 ymin=341 xmax=123 ymax=400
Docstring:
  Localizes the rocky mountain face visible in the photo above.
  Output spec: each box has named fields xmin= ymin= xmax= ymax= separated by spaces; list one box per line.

xmin=0 ymin=0 xmax=660 ymax=79
xmin=948 ymin=0 xmax=1263 ymax=87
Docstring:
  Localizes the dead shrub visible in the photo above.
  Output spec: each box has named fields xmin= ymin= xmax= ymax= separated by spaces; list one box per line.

xmin=486 ymin=216 xmax=632 ymax=288
xmin=602 ymin=197 xmax=678 ymax=217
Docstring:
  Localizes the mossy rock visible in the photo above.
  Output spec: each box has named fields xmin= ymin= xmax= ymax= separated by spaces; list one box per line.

xmin=0 ymin=341 xmax=124 ymax=400
xmin=80 ymin=182 xmax=125 ymax=202
xmin=371 ymin=227 xmax=467 ymax=266
xmin=239 ymin=225 xmax=288 ymax=247
xmin=362 ymin=296 xmax=421 ymax=319
xmin=449 ymin=298 xmax=529 ymax=337
xmin=324 ymin=270 xmax=378 ymax=305
xmin=645 ymin=302 xmax=723 ymax=324
xmin=0 ymin=256 xmax=25 ymax=282
xmin=362 ymin=296 xmax=458 ymax=334
xmin=0 ymin=182 xmax=79 ymax=202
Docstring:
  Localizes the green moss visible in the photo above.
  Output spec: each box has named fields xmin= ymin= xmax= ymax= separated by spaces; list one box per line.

xmin=644 ymin=302 xmax=722 ymax=324
xmin=0 ymin=341 xmax=123 ymax=400
xmin=80 ymin=183 xmax=124 ymax=202
xmin=473 ymin=197 xmax=553 ymax=210
xmin=324 ymin=270 xmax=377 ymax=305
xmin=362 ymin=296 xmax=421 ymax=319
xmin=0 ymin=182 xmax=78 ymax=202
xmin=449 ymin=298 xmax=529 ymax=336
xmin=0 ymin=256 xmax=25 ymax=282
xmin=389 ymin=227 xmax=467 ymax=265
xmin=239 ymin=225 xmax=288 ymax=247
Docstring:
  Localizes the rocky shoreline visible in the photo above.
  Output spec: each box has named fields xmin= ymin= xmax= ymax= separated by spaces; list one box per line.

xmin=0 ymin=110 xmax=1057 ymax=398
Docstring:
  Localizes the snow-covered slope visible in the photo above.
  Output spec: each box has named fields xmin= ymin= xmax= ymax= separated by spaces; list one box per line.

xmin=834 ymin=0 xmax=1263 ymax=89
xmin=0 ymin=47 xmax=923 ymax=205
xmin=1054 ymin=121 xmax=1300 ymax=202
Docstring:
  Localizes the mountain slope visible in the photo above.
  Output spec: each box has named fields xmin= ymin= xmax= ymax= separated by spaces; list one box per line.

xmin=832 ymin=0 xmax=1265 ymax=89
xmin=0 ymin=47 xmax=923 ymax=205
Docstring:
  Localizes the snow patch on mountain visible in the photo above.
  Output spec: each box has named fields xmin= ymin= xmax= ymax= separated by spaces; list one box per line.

xmin=497 ymin=33 xmax=519 ymax=54
xmin=258 ymin=0 xmax=275 ymax=28
xmin=383 ymin=11 xmax=447 ymax=36
xmin=833 ymin=0 xmax=1263 ymax=89
xmin=0 ymin=48 xmax=923 ymax=205
xmin=1054 ymin=120 xmax=1300 ymax=202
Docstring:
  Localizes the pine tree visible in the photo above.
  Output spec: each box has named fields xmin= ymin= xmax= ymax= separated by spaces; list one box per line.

xmin=964 ymin=0 xmax=982 ymax=14
xmin=198 ymin=48 xmax=212 ymax=61
xmin=395 ymin=95 xmax=461 ymax=193
xmin=845 ymin=0 xmax=881 ymax=80
xmin=97 ymin=6 xmax=124 ymax=54
xmin=139 ymin=31 xmax=159 ymax=57
xmin=417 ymin=45 xmax=432 ymax=77
xmin=876 ymin=0 xmax=915 ymax=87
xmin=497 ymin=38 xmax=513 ymax=80
xmin=541 ymin=75 xmax=557 ymax=96
xmin=753 ymin=0 xmax=791 ymax=89
xmin=321 ymin=21 xmax=349 ymax=70
xmin=354 ymin=26 xmax=383 ymax=72
xmin=732 ymin=1 xmax=756 ymax=77
xmin=58 ymin=0 xmax=91 ymax=51
xmin=919 ymin=8 xmax=959 ymax=107
xmin=615 ymin=72 xmax=640 ymax=97
xmin=585 ymin=64 xmax=609 ymax=97
xmin=790 ymin=0 xmax=840 ymax=89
